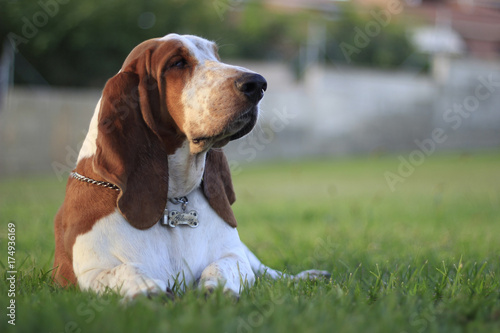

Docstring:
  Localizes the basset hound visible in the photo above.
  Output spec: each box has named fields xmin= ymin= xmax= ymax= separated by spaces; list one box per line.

xmin=53 ymin=34 xmax=329 ymax=299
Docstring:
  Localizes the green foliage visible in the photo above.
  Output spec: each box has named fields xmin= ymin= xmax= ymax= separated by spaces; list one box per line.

xmin=1 ymin=0 xmax=421 ymax=87
xmin=2 ymin=0 xmax=228 ymax=86
xmin=1 ymin=152 xmax=499 ymax=332
xmin=0 ymin=0 xmax=306 ymax=86
xmin=325 ymin=3 xmax=423 ymax=69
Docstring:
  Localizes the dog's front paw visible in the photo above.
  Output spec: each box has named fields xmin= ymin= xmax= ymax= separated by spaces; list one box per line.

xmin=122 ymin=278 xmax=172 ymax=302
xmin=293 ymin=269 xmax=331 ymax=281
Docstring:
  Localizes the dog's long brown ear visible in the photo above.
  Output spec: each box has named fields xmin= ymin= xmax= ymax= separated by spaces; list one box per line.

xmin=93 ymin=71 xmax=168 ymax=229
xmin=203 ymin=149 xmax=237 ymax=228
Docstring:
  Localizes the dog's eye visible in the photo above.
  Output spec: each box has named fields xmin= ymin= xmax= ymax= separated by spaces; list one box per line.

xmin=168 ymin=56 xmax=187 ymax=70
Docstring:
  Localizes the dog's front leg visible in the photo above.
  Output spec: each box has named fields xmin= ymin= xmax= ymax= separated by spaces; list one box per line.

xmin=199 ymin=254 xmax=255 ymax=296
xmin=77 ymin=263 xmax=170 ymax=300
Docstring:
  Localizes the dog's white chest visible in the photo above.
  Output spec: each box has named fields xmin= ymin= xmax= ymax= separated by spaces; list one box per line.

xmin=72 ymin=189 xmax=241 ymax=290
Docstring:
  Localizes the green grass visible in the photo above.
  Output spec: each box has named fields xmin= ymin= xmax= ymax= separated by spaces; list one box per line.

xmin=1 ymin=152 xmax=500 ymax=332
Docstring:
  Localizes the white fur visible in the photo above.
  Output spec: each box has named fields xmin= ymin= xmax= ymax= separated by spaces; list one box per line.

xmin=167 ymin=141 xmax=206 ymax=198
xmin=73 ymin=188 xmax=255 ymax=298
xmin=74 ymin=137 xmax=256 ymax=298
xmin=77 ymin=99 xmax=101 ymax=162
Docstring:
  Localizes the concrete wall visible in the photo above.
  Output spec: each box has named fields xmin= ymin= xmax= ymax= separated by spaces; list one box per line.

xmin=1 ymin=58 xmax=499 ymax=177
xmin=223 ymin=58 xmax=500 ymax=165
xmin=0 ymin=88 xmax=101 ymax=177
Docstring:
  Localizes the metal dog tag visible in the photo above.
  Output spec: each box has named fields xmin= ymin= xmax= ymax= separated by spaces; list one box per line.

xmin=159 ymin=196 xmax=199 ymax=228
xmin=167 ymin=210 xmax=199 ymax=228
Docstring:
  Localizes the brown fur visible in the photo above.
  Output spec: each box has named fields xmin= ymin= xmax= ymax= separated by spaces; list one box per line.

xmin=53 ymin=158 xmax=119 ymax=285
xmin=203 ymin=149 xmax=237 ymax=227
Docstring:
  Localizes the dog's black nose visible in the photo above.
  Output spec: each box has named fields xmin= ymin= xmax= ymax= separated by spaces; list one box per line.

xmin=235 ymin=73 xmax=267 ymax=103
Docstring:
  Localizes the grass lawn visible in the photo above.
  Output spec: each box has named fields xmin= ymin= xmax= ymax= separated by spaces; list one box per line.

xmin=1 ymin=151 xmax=499 ymax=332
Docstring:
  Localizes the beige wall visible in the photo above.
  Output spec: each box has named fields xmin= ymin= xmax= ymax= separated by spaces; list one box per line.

xmin=0 ymin=88 xmax=100 ymax=178
xmin=1 ymin=58 xmax=499 ymax=178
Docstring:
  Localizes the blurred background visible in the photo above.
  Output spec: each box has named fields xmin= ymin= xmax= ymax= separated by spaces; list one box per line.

xmin=0 ymin=0 xmax=499 ymax=177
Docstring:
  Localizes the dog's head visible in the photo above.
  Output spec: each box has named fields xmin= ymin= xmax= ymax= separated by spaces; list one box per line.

xmin=93 ymin=34 xmax=266 ymax=229
xmin=117 ymin=34 xmax=266 ymax=154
